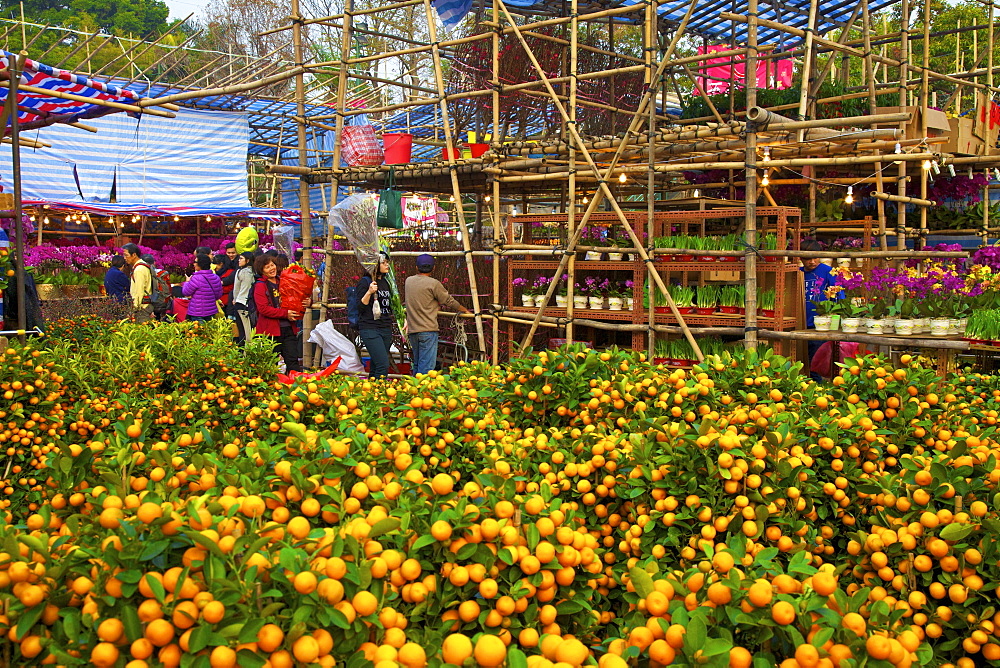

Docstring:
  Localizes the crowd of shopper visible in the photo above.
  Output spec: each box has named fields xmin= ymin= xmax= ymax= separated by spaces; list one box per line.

xmin=106 ymin=241 xmax=472 ymax=379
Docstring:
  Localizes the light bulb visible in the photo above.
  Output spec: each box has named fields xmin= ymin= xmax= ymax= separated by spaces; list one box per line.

xmin=28 ymin=215 xmax=34 ymax=221
xmin=173 ymin=215 xmax=180 ymax=222
xmin=693 ymin=189 xmax=700 ymax=198
xmin=894 ymin=143 xmax=902 ymax=154
xmin=845 ymin=186 xmax=854 ymax=205
xmin=43 ymin=217 xmax=49 ymax=224
xmin=761 ymin=173 xmax=769 ymax=187
xmin=969 ymin=168 xmax=975 ymax=179
xmin=932 ymin=162 xmax=940 ymax=175
xmin=582 ymin=196 xmax=589 ymax=204
xmin=484 ymin=195 xmax=491 ymax=203
xmin=922 ymin=160 xmax=932 ymax=171
xmin=206 ymin=215 xmax=212 ymax=222
xmin=618 ymin=172 xmax=627 ymax=183
xmin=995 ymin=168 xmax=1000 ymax=181
xmin=762 ymin=147 xmax=771 ymax=162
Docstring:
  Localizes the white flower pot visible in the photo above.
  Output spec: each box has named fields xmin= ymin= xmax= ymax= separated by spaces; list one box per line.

xmin=837 ymin=257 xmax=851 ymax=268
xmin=883 ymin=317 xmax=896 ymax=334
xmin=948 ymin=318 xmax=961 ymax=336
xmin=958 ymin=318 xmax=968 ymax=335
xmin=841 ymin=317 xmax=861 ymax=333
xmin=585 ymin=251 xmax=602 ymax=261
xmin=625 ymin=297 xmax=634 ymax=310
xmin=555 ymin=295 xmax=568 ymax=308
xmin=919 ymin=317 xmax=930 ymax=334
xmin=627 ymin=254 xmax=636 ymax=262
xmin=865 ymin=319 xmax=885 ymax=335
xmin=533 ymin=295 xmax=548 ymax=308
xmin=894 ymin=319 xmax=915 ymax=336
xmin=573 ymin=296 xmax=588 ymax=309
xmin=607 ymin=252 xmax=624 ymax=262
xmin=814 ymin=315 xmax=833 ymax=331
xmin=607 ymin=297 xmax=624 ymax=311
xmin=521 ymin=294 xmax=534 ymax=307
xmin=930 ymin=318 xmax=951 ymax=337
xmin=588 ymin=296 xmax=604 ymax=310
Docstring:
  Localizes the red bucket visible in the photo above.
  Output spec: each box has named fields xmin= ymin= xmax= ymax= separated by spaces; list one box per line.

xmin=383 ymin=133 xmax=413 ymax=164
xmin=465 ymin=142 xmax=489 ymax=158
xmin=442 ymin=147 xmax=461 ymax=160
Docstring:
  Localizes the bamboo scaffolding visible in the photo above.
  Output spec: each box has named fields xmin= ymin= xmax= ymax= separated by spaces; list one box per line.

xmin=495 ymin=0 xmax=703 ymax=360
xmin=422 ymin=0 xmax=486 ymax=354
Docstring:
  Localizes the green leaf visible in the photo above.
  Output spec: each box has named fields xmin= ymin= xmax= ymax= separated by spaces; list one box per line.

xmin=629 ymin=567 xmax=656 ymax=598
xmin=686 ymin=615 xmax=707 ymax=649
xmin=180 ymin=530 xmax=225 ymax=559
xmin=703 ymin=637 xmax=732 ymax=657
xmin=144 ymin=573 xmax=166 ymax=602
xmin=368 ymin=517 xmax=401 ymax=539
xmin=811 ymin=627 xmax=834 ymax=648
xmin=939 ymin=523 xmax=974 ymax=542
xmin=411 ymin=534 xmax=438 ymax=551
xmin=508 ymin=648 xmax=529 ymax=668
xmin=16 ymin=604 xmax=44 ymax=640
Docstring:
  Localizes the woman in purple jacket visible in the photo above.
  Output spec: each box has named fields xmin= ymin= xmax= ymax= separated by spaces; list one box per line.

xmin=182 ymin=254 xmax=223 ymax=322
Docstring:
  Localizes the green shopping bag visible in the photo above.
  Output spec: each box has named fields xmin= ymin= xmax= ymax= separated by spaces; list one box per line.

xmin=376 ymin=168 xmax=403 ymax=229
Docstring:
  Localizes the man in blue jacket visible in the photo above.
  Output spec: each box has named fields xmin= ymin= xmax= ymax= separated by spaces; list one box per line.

xmin=104 ymin=255 xmax=130 ymax=303
xmin=800 ymin=240 xmax=836 ymax=380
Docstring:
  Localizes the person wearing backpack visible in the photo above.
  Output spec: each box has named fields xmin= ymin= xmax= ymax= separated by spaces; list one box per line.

xmin=231 ymin=252 xmax=255 ymax=345
xmin=183 ymin=254 xmax=223 ymax=322
xmin=353 ymin=252 xmax=395 ymax=379
xmin=122 ymin=243 xmax=153 ymax=323
xmin=142 ymin=254 xmax=172 ymax=321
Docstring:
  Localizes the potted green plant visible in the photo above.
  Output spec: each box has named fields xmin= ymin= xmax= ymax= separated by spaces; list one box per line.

xmin=695 ymin=285 xmax=718 ymax=315
xmin=719 ymin=285 xmax=745 ymax=315
xmin=669 ymin=285 xmax=695 ymax=314
xmin=757 ymin=288 xmax=776 ymax=318
xmin=894 ymin=298 xmax=915 ymax=336
xmin=813 ymin=299 xmax=836 ymax=331
xmin=865 ymin=297 xmax=887 ymax=335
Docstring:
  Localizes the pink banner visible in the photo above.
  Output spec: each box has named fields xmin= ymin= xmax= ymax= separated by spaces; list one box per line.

xmin=697 ymin=45 xmax=792 ymax=94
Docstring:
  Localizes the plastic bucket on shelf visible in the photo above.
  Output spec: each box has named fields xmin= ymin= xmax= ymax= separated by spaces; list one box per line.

xmin=465 ymin=143 xmax=489 ymax=158
xmin=442 ymin=147 xmax=461 ymax=160
xmin=383 ymin=133 xmax=413 ymax=164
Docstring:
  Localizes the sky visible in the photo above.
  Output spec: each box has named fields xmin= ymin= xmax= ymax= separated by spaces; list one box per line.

xmin=164 ymin=0 xmax=207 ymax=21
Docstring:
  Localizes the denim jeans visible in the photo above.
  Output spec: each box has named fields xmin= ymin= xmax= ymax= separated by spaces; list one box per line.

xmin=409 ymin=331 xmax=439 ymax=375
xmin=360 ymin=328 xmax=394 ymax=378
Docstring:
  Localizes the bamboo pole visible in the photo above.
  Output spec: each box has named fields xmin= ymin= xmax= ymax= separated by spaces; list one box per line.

xmin=871 ymin=192 xmax=935 ymax=206
xmin=918 ymin=0 xmax=930 ymax=250
xmin=291 ymin=0 xmax=317 ymax=366
xmin=137 ymin=67 xmax=307 ymax=107
xmin=11 ymin=83 xmax=175 ymax=118
xmin=495 ymin=0 xmax=703 ymax=360
xmin=796 ymin=0 xmax=819 ymax=131
xmin=646 ymin=0 xmax=656 ymax=358
xmin=808 ymin=2 xmax=863 ymax=98
xmin=565 ymin=0 xmax=579 ymax=350
xmin=423 ymin=0 xmax=486 ymax=354
xmin=897 ymin=0 xmax=910 ymax=251
xmin=744 ymin=0 xmax=759 ymax=350
xmin=861 ymin=0 xmax=889 ymax=252
xmin=491 ymin=0 xmax=501 ymax=365
xmin=104 ymin=15 xmax=194 ymax=79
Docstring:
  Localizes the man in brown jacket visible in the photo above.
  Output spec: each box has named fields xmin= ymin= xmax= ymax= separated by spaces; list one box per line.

xmin=404 ymin=254 xmax=470 ymax=375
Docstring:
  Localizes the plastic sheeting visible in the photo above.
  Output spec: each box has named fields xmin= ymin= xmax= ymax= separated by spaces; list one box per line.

xmin=0 ymin=108 xmax=250 ymax=207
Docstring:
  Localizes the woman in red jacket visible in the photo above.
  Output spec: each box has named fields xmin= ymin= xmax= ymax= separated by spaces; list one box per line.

xmin=252 ymin=255 xmax=306 ymax=373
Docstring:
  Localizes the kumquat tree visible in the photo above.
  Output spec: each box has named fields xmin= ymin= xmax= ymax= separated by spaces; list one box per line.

xmin=0 ymin=317 xmax=999 ymax=667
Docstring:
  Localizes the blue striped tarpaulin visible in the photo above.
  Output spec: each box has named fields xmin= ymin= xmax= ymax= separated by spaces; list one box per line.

xmin=0 ymin=108 xmax=250 ymax=207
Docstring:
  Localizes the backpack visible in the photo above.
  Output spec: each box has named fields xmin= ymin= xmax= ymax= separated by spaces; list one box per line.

xmin=247 ymin=278 xmax=263 ymax=329
xmin=150 ymin=269 xmax=171 ymax=311
xmin=135 ymin=261 xmax=163 ymax=308
xmin=346 ymin=285 xmax=360 ymax=330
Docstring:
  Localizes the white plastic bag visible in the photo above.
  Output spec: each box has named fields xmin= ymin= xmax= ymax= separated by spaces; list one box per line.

xmin=308 ymin=320 xmax=365 ymax=374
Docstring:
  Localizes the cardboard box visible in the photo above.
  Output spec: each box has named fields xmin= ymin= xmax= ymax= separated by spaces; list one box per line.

xmin=875 ymin=106 xmax=950 ymax=140
xmin=941 ymin=117 xmax=982 ymax=156
xmin=707 ymin=269 xmax=741 ymax=281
